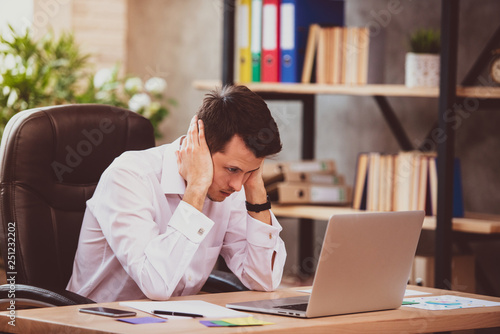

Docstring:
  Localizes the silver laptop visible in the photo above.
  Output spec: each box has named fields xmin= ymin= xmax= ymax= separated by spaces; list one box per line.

xmin=227 ymin=211 xmax=424 ymax=318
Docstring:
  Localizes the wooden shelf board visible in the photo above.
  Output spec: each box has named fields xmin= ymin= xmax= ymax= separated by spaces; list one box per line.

xmin=193 ymin=80 xmax=500 ymax=99
xmin=271 ymin=204 xmax=500 ymax=235
xmin=457 ymin=86 xmax=500 ymax=99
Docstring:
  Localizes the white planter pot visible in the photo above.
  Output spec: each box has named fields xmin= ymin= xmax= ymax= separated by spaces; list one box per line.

xmin=405 ymin=52 xmax=440 ymax=87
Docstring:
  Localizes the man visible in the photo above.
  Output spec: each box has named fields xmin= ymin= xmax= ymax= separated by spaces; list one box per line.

xmin=67 ymin=85 xmax=287 ymax=302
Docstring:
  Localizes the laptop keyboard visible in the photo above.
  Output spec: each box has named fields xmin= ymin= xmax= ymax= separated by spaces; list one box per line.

xmin=274 ymin=303 xmax=308 ymax=311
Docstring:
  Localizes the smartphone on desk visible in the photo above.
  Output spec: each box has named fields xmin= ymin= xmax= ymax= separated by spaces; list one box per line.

xmin=79 ymin=307 xmax=136 ymax=317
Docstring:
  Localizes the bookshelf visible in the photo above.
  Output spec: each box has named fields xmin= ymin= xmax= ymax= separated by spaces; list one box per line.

xmin=195 ymin=0 xmax=500 ymax=290
xmin=194 ymin=80 xmax=500 ymax=99
xmin=271 ymin=205 xmax=500 ymax=235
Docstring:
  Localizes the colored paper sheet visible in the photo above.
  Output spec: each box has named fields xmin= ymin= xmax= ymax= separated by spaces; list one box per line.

xmin=200 ymin=317 xmax=274 ymax=327
xmin=201 ymin=320 xmax=236 ymax=327
xmin=200 ymin=320 xmax=237 ymax=327
xmin=200 ymin=320 xmax=223 ymax=327
xmin=117 ymin=316 xmax=167 ymax=324
xmin=212 ymin=320 xmax=235 ymax=326
xmin=200 ymin=320 xmax=222 ymax=327
xmin=402 ymin=301 xmax=420 ymax=305
xmin=403 ymin=295 xmax=500 ymax=311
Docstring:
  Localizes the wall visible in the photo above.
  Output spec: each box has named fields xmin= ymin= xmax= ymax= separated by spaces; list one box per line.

xmin=31 ymin=0 xmax=72 ymax=39
xmin=27 ymin=0 xmax=127 ymax=71
xmin=126 ymin=0 xmax=223 ymax=145
xmin=71 ymin=0 xmax=128 ymax=70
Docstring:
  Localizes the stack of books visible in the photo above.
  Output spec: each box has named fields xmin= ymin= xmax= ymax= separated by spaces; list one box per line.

xmin=301 ymin=25 xmax=370 ymax=85
xmin=263 ymin=159 xmax=351 ymax=205
xmin=352 ymin=151 xmax=464 ymax=217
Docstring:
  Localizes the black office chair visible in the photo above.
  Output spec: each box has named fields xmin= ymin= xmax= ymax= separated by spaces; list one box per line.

xmin=0 ymin=104 xmax=246 ymax=310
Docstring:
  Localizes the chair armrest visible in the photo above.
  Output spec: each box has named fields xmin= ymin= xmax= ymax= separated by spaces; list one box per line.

xmin=201 ymin=270 xmax=249 ymax=293
xmin=0 ymin=284 xmax=95 ymax=310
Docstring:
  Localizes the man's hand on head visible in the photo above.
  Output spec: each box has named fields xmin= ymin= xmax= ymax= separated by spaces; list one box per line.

xmin=175 ymin=115 xmax=213 ymax=211
xmin=244 ymin=159 xmax=275 ymax=268
xmin=244 ymin=159 xmax=267 ymax=203
xmin=244 ymin=160 xmax=272 ymax=226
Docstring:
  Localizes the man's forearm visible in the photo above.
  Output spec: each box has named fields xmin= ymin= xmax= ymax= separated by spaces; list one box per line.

xmin=183 ymin=184 xmax=208 ymax=212
xmin=245 ymin=186 xmax=272 ymax=225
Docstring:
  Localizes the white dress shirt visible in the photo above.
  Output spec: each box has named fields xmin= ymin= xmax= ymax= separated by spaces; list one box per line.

xmin=66 ymin=137 xmax=286 ymax=302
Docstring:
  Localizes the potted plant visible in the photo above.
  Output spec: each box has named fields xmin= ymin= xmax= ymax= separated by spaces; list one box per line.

xmin=405 ymin=28 xmax=441 ymax=87
xmin=0 ymin=26 xmax=175 ymax=139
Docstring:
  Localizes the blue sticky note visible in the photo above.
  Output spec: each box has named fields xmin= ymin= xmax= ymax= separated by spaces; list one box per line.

xmin=200 ymin=320 xmax=224 ymax=327
xmin=117 ymin=317 xmax=167 ymax=325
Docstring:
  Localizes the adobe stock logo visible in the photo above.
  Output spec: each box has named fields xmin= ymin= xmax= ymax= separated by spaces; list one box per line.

xmin=51 ymin=118 xmax=115 ymax=182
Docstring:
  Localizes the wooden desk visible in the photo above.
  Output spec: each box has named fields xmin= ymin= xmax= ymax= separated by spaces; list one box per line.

xmin=272 ymin=204 xmax=500 ymax=235
xmin=1 ymin=286 xmax=499 ymax=333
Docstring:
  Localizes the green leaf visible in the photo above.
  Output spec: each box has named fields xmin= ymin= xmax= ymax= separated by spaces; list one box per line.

xmin=408 ymin=28 xmax=441 ymax=54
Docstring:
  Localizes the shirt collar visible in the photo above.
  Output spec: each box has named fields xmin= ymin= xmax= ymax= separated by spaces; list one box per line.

xmin=160 ymin=136 xmax=186 ymax=195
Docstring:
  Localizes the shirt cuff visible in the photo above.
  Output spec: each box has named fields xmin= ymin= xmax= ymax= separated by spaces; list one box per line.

xmin=168 ymin=201 xmax=214 ymax=244
xmin=246 ymin=212 xmax=282 ymax=248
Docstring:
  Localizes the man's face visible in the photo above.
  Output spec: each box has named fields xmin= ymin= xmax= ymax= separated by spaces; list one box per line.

xmin=207 ymin=135 xmax=263 ymax=202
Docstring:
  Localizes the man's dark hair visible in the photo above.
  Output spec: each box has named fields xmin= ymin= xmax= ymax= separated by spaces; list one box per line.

xmin=197 ymin=85 xmax=282 ymax=158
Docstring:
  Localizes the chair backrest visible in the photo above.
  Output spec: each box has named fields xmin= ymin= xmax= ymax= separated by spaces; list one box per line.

xmin=0 ymin=104 xmax=155 ymax=291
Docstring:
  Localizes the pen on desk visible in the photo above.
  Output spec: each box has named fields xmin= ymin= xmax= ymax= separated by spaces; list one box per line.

xmin=153 ymin=310 xmax=204 ymax=318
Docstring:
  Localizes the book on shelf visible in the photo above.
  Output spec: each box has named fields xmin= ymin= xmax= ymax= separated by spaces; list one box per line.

xmin=356 ymin=26 xmax=370 ymax=85
xmin=303 ymin=25 xmax=370 ymax=85
xmin=428 ymin=156 xmax=465 ymax=218
xmin=331 ymin=26 xmax=343 ymax=85
xmin=352 ymin=151 xmax=464 ymax=217
xmin=237 ymin=0 xmax=252 ymax=83
xmin=279 ymin=0 xmax=344 ymax=83
xmin=261 ymin=0 xmax=280 ymax=82
xmin=366 ymin=152 xmax=379 ymax=211
xmin=301 ymin=23 xmax=321 ymax=83
xmin=316 ymin=26 xmax=327 ymax=84
xmin=417 ymin=154 xmax=429 ymax=212
xmin=352 ymin=152 xmax=369 ymax=210
xmin=250 ymin=0 xmax=263 ymax=82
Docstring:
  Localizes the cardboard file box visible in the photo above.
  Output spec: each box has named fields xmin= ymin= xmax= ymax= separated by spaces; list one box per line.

xmin=284 ymin=171 xmax=344 ymax=185
xmin=263 ymin=160 xmax=337 ymax=185
xmin=268 ymin=182 xmax=351 ymax=205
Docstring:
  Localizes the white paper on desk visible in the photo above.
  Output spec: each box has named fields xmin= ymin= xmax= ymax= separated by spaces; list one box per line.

xmin=296 ymin=288 xmax=432 ymax=297
xmin=403 ymin=295 xmax=500 ymax=310
xmin=120 ymin=300 xmax=250 ymax=320
xmin=404 ymin=289 xmax=432 ymax=297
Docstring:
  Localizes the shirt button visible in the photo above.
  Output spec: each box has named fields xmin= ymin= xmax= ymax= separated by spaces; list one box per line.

xmin=198 ymin=228 xmax=205 ymax=236
xmin=188 ymin=275 xmax=192 ymax=281
xmin=269 ymin=233 xmax=272 ymax=240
